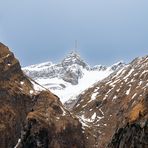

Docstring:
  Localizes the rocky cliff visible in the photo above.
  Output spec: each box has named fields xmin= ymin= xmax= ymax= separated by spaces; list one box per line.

xmin=0 ymin=43 xmax=85 ymax=148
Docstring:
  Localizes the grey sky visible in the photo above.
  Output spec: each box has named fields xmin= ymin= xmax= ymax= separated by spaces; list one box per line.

xmin=0 ymin=0 xmax=148 ymax=66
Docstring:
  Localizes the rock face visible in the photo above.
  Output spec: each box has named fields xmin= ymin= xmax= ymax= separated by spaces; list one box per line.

xmin=20 ymin=91 xmax=85 ymax=148
xmin=0 ymin=43 xmax=34 ymax=148
xmin=108 ymin=121 xmax=148 ymax=148
xmin=61 ymin=51 xmax=89 ymax=85
xmin=0 ymin=43 xmax=85 ymax=148
xmin=107 ymin=93 xmax=148 ymax=148
xmin=72 ymin=56 xmax=148 ymax=147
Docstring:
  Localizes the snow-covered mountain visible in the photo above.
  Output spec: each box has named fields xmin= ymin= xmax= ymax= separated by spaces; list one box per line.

xmin=23 ymin=51 xmax=125 ymax=103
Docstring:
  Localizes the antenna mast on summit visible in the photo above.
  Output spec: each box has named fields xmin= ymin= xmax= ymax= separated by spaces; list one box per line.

xmin=74 ymin=40 xmax=78 ymax=52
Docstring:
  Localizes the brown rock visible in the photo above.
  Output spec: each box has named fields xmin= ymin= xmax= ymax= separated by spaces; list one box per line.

xmin=0 ymin=42 xmax=34 ymax=148
xmin=20 ymin=91 xmax=85 ymax=148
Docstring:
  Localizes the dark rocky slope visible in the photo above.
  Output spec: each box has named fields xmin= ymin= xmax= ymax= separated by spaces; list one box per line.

xmin=108 ymin=121 xmax=148 ymax=148
xmin=0 ymin=43 xmax=85 ymax=148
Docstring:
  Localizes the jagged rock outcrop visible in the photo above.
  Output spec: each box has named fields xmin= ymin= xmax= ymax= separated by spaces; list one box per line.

xmin=72 ymin=56 xmax=148 ymax=147
xmin=0 ymin=43 xmax=85 ymax=148
xmin=61 ymin=51 xmax=89 ymax=85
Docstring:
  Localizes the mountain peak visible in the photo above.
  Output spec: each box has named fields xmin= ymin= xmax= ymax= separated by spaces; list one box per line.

xmin=69 ymin=50 xmax=79 ymax=56
xmin=62 ymin=50 xmax=88 ymax=69
xmin=64 ymin=50 xmax=81 ymax=61
xmin=109 ymin=60 xmax=125 ymax=71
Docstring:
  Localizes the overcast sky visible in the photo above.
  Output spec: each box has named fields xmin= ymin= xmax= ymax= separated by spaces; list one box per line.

xmin=0 ymin=0 xmax=148 ymax=66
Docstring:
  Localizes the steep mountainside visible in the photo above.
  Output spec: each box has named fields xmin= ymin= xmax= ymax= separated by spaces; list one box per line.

xmin=23 ymin=51 xmax=125 ymax=103
xmin=72 ymin=56 xmax=148 ymax=148
xmin=0 ymin=43 xmax=85 ymax=148
xmin=0 ymin=43 xmax=34 ymax=148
